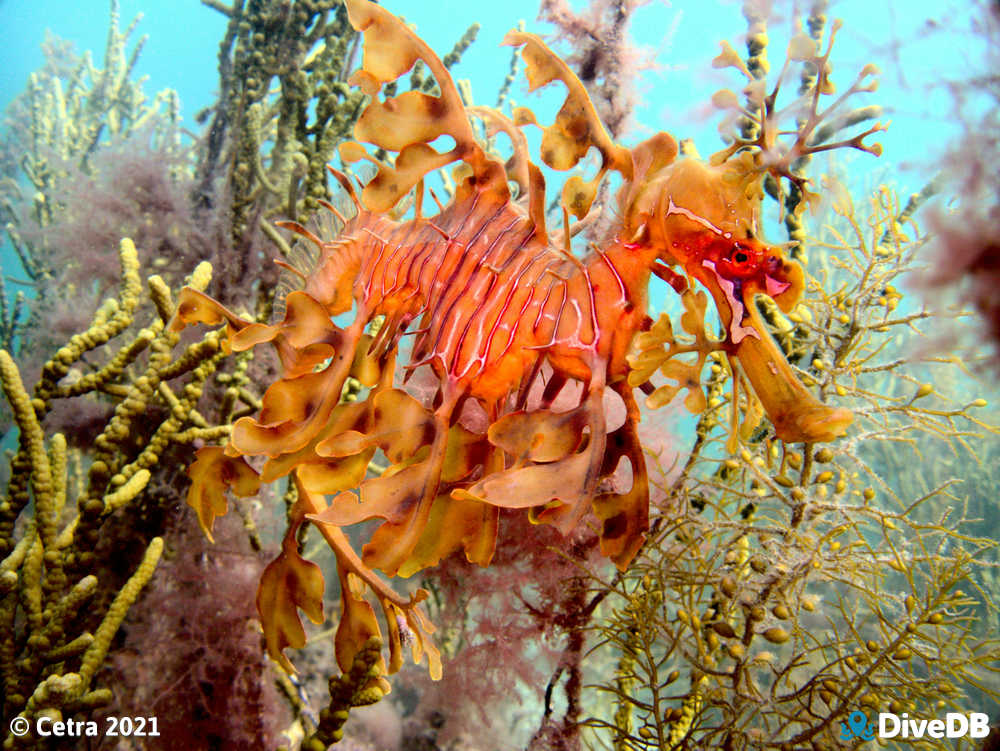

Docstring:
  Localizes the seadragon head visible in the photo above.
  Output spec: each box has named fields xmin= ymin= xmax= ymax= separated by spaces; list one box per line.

xmin=621 ymin=152 xmax=852 ymax=443
xmin=504 ymin=15 xmax=882 ymax=443
xmin=624 ymin=151 xmax=805 ymax=316
xmin=611 ymin=22 xmax=885 ymax=444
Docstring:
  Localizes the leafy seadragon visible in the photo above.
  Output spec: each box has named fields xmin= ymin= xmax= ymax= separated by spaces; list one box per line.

xmin=172 ymin=0 xmax=881 ymax=684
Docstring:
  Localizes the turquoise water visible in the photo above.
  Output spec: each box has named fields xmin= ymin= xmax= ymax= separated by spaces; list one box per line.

xmin=1 ymin=0 xmax=987 ymax=189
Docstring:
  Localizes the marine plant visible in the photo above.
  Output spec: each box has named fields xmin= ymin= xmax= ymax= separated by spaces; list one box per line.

xmin=0 ymin=4 xmax=287 ymax=745
xmin=918 ymin=4 xmax=1000 ymax=370
xmin=0 ymin=0 xmax=198 ymax=422
xmin=572 ymin=7 xmax=1000 ymax=750
xmin=0 ymin=238 xmax=238 ymax=748
xmin=0 ymin=0 xmax=180 ymax=258
xmin=195 ymin=0 xmax=479 ymax=305
xmin=1 ymin=0 xmax=486 ymax=745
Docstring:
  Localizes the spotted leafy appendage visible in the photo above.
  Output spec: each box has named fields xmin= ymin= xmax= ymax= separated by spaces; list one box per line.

xmin=256 ymin=535 xmax=326 ymax=674
xmin=185 ymin=447 xmax=260 ymax=542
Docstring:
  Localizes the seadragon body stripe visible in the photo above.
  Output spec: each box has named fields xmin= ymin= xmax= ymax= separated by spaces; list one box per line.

xmin=331 ymin=195 xmax=601 ymax=399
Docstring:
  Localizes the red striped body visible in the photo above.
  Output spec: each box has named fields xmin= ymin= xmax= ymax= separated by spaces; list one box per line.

xmin=309 ymin=193 xmax=655 ymax=405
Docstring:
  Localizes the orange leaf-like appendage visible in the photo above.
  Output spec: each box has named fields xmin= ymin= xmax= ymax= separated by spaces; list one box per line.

xmin=256 ymin=539 xmax=325 ymax=674
xmin=231 ymin=291 xmax=346 ymax=378
xmin=334 ymin=564 xmax=384 ymax=676
xmin=591 ymin=385 xmax=649 ymax=569
xmin=503 ymin=29 xmax=633 ymax=220
xmin=185 ymin=446 xmax=260 ymax=542
xmin=343 ymin=0 xmax=509 ymax=213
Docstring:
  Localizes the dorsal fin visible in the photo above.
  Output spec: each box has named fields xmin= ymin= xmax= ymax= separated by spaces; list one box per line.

xmin=326 ymin=166 xmax=364 ymax=211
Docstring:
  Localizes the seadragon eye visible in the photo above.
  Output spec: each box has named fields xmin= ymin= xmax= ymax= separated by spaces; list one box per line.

xmin=717 ymin=241 xmax=762 ymax=279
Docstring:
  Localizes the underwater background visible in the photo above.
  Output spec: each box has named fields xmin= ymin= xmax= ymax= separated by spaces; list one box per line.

xmin=1 ymin=0 xmax=998 ymax=749
xmin=2 ymin=0 xmax=990 ymax=190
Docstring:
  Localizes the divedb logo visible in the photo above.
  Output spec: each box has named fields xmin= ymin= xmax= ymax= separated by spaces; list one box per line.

xmin=840 ymin=710 xmax=991 ymax=741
